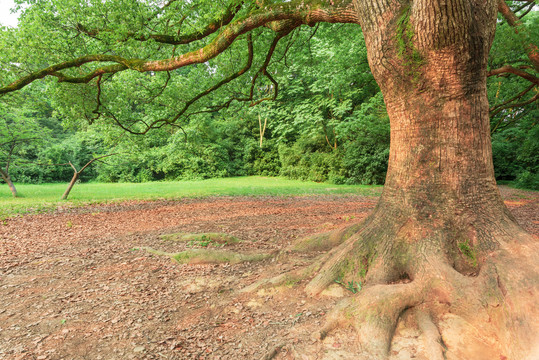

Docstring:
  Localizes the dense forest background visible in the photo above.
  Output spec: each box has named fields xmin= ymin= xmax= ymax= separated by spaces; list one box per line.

xmin=1 ymin=9 xmax=537 ymax=189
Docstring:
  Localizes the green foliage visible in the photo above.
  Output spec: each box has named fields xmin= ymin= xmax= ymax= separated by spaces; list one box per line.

xmin=338 ymin=93 xmax=390 ymax=185
xmin=457 ymin=240 xmax=478 ymax=267
xmin=278 ymin=139 xmax=341 ymax=183
xmin=0 ymin=90 xmax=53 ymax=184
xmin=488 ymin=10 xmax=538 ymax=190
xmin=515 ymin=171 xmax=539 ymax=191
xmin=335 ymin=278 xmax=362 ymax=294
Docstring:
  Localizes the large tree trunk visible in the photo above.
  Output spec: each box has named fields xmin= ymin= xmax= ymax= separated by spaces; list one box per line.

xmin=297 ymin=0 xmax=539 ymax=358
xmin=0 ymin=168 xmax=17 ymax=197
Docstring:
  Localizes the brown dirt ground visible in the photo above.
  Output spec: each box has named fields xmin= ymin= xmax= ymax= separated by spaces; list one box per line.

xmin=1 ymin=187 xmax=537 ymax=360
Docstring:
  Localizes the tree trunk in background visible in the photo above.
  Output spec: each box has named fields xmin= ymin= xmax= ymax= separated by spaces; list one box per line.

xmin=0 ymin=168 xmax=17 ymax=197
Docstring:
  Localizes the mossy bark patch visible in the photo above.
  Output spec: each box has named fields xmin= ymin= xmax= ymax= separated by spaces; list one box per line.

xmin=394 ymin=5 xmax=424 ymax=81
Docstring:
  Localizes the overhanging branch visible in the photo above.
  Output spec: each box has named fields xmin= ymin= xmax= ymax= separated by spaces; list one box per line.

xmin=100 ymin=33 xmax=255 ymax=135
xmin=0 ymin=0 xmax=357 ymax=96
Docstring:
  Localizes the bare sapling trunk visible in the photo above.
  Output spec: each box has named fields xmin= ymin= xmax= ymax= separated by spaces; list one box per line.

xmin=259 ymin=114 xmax=267 ymax=148
xmin=0 ymin=168 xmax=17 ymax=197
xmin=61 ymin=154 xmax=117 ymax=200
xmin=61 ymin=169 xmax=79 ymax=200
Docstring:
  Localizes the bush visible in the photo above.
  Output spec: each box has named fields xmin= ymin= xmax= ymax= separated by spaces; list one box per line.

xmin=278 ymin=139 xmax=342 ymax=183
xmin=242 ymin=140 xmax=281 ymax=176
xmin=515 ymin=171 xmax=539 ymax=191
xmin=341 ymin=141 xmax=389 ymax=185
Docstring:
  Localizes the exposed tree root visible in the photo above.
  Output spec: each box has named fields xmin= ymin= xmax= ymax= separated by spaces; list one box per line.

xmin=240 ymin=255 xmax=325 ymax=293
xmin=414 ymin=309 xmax=445 ymax=360
xmin=259 ymin=343 xmax=285 ymax=360
xmin=285 ymin=222 xmax=365 ymax=253
xmin=307 ymin=232 xmax=539 ymax=359
xmin=142 ymin=213 xmax=538 ymax=359
xmin=317 ymin=279 xmax=424 ymax=358
xmin=239 ymin=208 xmax=539 ymax=359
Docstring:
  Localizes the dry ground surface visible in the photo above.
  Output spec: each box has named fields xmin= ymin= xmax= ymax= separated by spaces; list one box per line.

xmin=1 ymin=187 xmax=537 ymax=360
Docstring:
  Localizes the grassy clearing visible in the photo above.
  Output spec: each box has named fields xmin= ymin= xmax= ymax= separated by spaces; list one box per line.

xmin=0 ymin=176 xmax=381 ymax=218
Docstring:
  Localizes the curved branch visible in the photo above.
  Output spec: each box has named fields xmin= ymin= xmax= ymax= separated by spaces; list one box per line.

xmin=489 ymin=83 xmax=535 ymax=114
xmin=491 ymin=108 xmax=530 ymax=134
xmin=248 ymin=29 xmax=292 ymax=106
xmin=0 ymin=55 xmax=130 ymax=95
xmin=52 ymin=64 xmax=128 ymax=84
xmin=191 ymin=29 xmax=294 ymax=115
xmin=101 ymin=33 xmax=255 ymax=135
xmin=513 ymin=0 xmax=534 ymax=14
xmin=517 ymin=1 xmax=535 ymax=19
xmin=490 ymin=93 xmax=539 ymax=118
xmin=167 ymin=33 xmax=255 ymax=124
xmin=79 ymin=153 xmax=118 ymax=173
xmin=137 ymin=0 xmax=357 ymax=72
xmin=487 ymin=65 xmax=539 ymax=85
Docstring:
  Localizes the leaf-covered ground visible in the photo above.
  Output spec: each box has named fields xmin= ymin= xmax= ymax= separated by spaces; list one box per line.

xmin=1 ymin=187 xmax=537 ymax=359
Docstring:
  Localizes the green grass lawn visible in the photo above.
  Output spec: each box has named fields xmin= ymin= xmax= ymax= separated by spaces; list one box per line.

xmin=0 ymin=176 xmax=381 ymax=218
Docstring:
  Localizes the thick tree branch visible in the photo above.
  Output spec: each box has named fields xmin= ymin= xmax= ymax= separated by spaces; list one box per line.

xmin=101 ymin=33 xmax=255 ymax=134
xmin=487 ymin=65 xmax=539 ymax=85
xmin=51 ymin=64 xmax=128 ymax=84
xmin=0 ymin=56 xmax=130 ymax=95
xmin=136 ymin=0 xmax=357 ymax=72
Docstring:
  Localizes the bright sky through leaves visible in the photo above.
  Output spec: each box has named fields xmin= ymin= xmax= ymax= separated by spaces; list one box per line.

xmin=0 ymin=0 xmax=19 ymax=27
